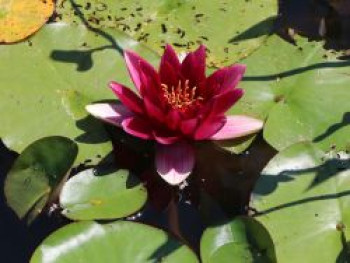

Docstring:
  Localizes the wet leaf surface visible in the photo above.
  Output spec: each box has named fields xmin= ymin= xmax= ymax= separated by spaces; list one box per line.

xmin=56 ymin=0 xmax=277 ymax=67
xmin=60 ymin=167 xmax=147 ymax=220
xmin=5 ymin=136 xmax=78 ymax=223
xmin=200 ymin=216 xmax=276 ymax=263
xmin=31 ymin=221 xmax=199 ymax=263
xmin=0 ymin=22 xmax=158 ymax=165
xmin=251 ymin=142 xmax=350 ymax=262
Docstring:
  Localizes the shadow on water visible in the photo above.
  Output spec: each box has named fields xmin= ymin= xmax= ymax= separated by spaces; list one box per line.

xmin=313 ymin=112 xmax=350 ymax=143
xmin=50 ymin=0 xmax=123 ymax=71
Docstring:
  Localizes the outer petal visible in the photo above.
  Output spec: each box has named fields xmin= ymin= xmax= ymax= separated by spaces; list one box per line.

xmin=121 ymin=117 xmax=153 ymax=140
xmin=155 ymin=141 xmax=195 ymax=185
xmin=153 ymin=130 xmax=180 ymax=145
xmin=194 ymin=115 xmax=226 ymax=140
xmin=86 ymin=103 xmax=133 ymax=126
xmin=109 ymin=81 xmax=144 ymax=115
xmin=206 ymin=64 xmax=246 ymax=96
xmin=210 ymin=115 xmax=264 ymax=140
xmin=139 ymin=59 xmax=162 ymax=103
xmin=124 ymin=50 xmax=156 ymax=93
xmin=181 ymin=45 xmax=206 ymax=87
xmin=209 ymin=88 xmax=244 ymax=117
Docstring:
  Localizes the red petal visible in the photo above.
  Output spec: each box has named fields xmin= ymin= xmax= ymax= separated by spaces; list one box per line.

xmin=209 ymin=88 xmax=244 ymax=117
xmin=139 ymin=59 xmax=162 ymax=102
xmin=160 ymin=44 xmax=181 ymax=72
xmin=180 ymin=118 xmax=198 ymax=137
xmin=206 ymin=64 xmax=246 ymax=96
xmin=181 ymin=45 xmax=206 ymax=87
xmin=144 ymin=97 xmax=166 ymax=123
xmin=124 ymin=50 xmax=149 ymax=92
xmin=121 ymin=117 xmax=153 ymax=140
xmin=210 ymin=115 xmax=263 ymax=140
xmin=109 ymin=81 xmax=144 ymax=115
xmin=155 ymin=141 xmax=195 ymax=185
xmin=194 ymin=115 xmax=226 ymax=140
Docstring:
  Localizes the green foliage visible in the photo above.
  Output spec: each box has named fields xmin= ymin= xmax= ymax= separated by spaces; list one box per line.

xmin=200 ymin=216 xmax=276 ymax=263
xmin=60 ymin=167 xmax=148 ymax=220
xmin=56 ymin=0 xmax=277 ymax=68
xmin=0 ymin=23 xmax=158 ymax=165
xmin=251 ymin=142 xmax=350 ymax=262
xmin=30 ymin=221 xmax=199 ymax=263
xmin=4 ymin=136 xmax=78 ymax=223
xmin=226 ymin=36 xmax=350 ymax=153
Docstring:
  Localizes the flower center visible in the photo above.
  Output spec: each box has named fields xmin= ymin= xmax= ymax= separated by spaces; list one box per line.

xmin=161 ymin=80 xmax=203 ymax=111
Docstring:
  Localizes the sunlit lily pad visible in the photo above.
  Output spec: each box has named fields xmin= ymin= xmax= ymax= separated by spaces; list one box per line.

xmin=4 ymin=136 xmax=78 ymax=223
xmin=0 ymin=0 xmax=54 ymax=43
xmin=60 ymin=167 xmax=147 ymax=220
xmin=31 ymin=221 xmax=199 ymax=263
xmin=0 ymin=23 xmax=158 ymax=165
xmin=251 ymin=142 xmax=350 ymax=262
xmin=56 ymin=0 xmax=277 ymax=67
xmin=225 ymin=35 xmax=350 ymax=152
xmin=200 ymin=216 xmax=276 ymax=263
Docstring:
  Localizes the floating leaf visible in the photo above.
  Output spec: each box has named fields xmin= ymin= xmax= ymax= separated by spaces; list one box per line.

xmin=31 ymin=221 xmax=199 ymax=263
xmin=0 ymin=0 xmax=54 ymax=43
xmin=251 ymin=142 xmax=350 ymax=262
xmin=4 ymin=136 xmax=78 ymax=223
xmin=56 ymin=0 xmax=277 ymax=67
xmin=200 ymin=216 xmax=276 ymax=263
xmin=0 ymin=23 xmax=158 ymax=165
xmin=223 ymin=35 xmax=350 ymax=153
xmin=60 ymin=167 xmax=147 ymax=220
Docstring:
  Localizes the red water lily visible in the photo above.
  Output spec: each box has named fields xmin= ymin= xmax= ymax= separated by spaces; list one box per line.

xmin=86 ymin=45 xmax=263 ymax=185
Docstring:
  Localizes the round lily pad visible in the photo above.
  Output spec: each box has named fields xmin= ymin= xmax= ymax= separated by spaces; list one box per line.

xmin=4 ymin=136 xmax=78 ymax=223
xmin=224 ymin=35 xmax=350 ymax=153
xmin=31 ymin=221 xmax=199 ymax=263
xmin=200 ymin=216 xmax=276 ymax=263
xmin=251 ymin=142 xmax=350 ymax=262
xmin=60 ymin=167 xmax=147 ymax=220
xmin=0 ymin=0 xmax=54 ymax=43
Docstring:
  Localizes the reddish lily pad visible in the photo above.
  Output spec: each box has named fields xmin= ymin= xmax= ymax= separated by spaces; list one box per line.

xmin=0 ymin=0 xmax=54 ymax=43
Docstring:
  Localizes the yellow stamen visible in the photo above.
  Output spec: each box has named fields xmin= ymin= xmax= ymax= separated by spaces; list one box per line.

xmin=161 ymin=80 xmax=203 ymax=111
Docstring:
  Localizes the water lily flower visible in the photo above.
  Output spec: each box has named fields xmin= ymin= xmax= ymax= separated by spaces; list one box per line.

xmin=86 ymin=45 xmax=263 ymax=185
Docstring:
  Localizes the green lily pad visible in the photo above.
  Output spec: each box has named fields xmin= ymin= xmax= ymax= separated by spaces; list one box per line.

xmin=0 ymin=22 xmax=158 ymax=165
xmin=200 ymin=216 xmax=276 ymax=263
xmin=251 ymin=142 xmax=350 ymax=262
xmin=60 ymin=167 xmax=147 ymax=220
xmin=56 ymin=0 xmax=277 ymax=67
xmin=4 ymin=136 xmax=78 ymax=223
xmin=225 ymin=35 xmax=350 ymax=153
xmin=31 ymin=221 xmax=199 ymax=263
